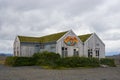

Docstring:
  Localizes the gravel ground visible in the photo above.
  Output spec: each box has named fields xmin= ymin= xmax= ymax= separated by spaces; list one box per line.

xmin=0 ymin=65 xmax=120 ymax=80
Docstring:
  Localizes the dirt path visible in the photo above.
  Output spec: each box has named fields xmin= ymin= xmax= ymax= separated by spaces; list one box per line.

xmin=0 ymin=65 xmax=120 ymax=80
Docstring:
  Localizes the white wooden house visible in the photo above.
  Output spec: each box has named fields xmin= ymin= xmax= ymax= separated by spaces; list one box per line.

xmin=14 ymin=30 xmax=105 ymax=58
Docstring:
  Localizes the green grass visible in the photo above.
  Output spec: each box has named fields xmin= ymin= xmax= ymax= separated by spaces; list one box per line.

xmin=0 ymin=60 xmax=5 ymax=64
xmin=0 ymin=56 xmax=6 ymax=64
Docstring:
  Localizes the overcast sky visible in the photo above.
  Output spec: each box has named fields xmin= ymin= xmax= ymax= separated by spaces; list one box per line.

xmin=0 ymin=0 xmax=120 ymax=55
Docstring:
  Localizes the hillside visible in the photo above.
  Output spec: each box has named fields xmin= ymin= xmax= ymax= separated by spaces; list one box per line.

xmin=0 ymin=53 xmax=13 ymax=56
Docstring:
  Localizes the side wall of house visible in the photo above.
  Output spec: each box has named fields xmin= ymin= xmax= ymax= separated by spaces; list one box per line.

xmin=56 ymin=30 xmax=83 ymax=57
xmin=20 ymin=42 xmax=56 ymax=57
xmin=13 ymin=37 xmax=21 ymax=56
xmin=20 ymin=42 xmax=40 ymax=57
xmin=94 ymin=33 xmax=105 ymax=58
xmin=83 ymin=33 xmax=105 ymax=58
xmin=40 ymin=42 xmax=56 ymax=53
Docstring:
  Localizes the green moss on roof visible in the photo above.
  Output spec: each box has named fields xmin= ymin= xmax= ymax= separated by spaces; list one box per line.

xmin=38 ymin=31 xmax=68 ymax=43
xmin=18 ymin=36 xmax=39 ymax=43
xmin=18 ymin=31 xmax=92 ymax=43
xmin=18 ymin=31 xmax=68 ymax=43
xmin=78 ymin=34 xmax=92 ymax=42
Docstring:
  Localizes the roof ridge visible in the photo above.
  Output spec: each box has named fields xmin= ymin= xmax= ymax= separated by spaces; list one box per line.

xmin=18 ymin=30 xmax=68 ymax=38
xmin=18 ymin=35 xmax=39 ymax=38
xmin=39 ymin=30 xmax=68 ymax=38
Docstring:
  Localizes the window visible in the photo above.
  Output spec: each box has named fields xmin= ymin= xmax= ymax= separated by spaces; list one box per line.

xmin=88 ymin=49 xmax=93 ymax=58
xmin=73 ymin=48 xmax=79 ymax=56
xmin=17 ymin=50 xmax=19 ymax=56
xmin=35 ymin=45 xmax=39 ymax=47
xmin=40 ymin=43 xmax=44 ymax=49
xmin=51 ymin=45 xmax=55 ymax=49
xmin=35 ymin=45 xmax=40 ymax=52
xmin=16 ymin=47 xmax=19 ymax=56
xmin=95 ymin=49 xmax=100 ymax=58
xmin=64 ymin=48 xmax=68 ymax=57
xmin=96 ymin=43 xmax=99 ymax=46
xmin=61 ymin=47 xmax=68 ymax=57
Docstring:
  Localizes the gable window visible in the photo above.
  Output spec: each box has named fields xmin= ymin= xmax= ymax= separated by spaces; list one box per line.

xmin=73 ymin=48 xmax=79 ymax=56
xmin=96 ymin=43 xmax=99 ymax=46
xmin=61 ymin=47 xmax=68 ymax=57
xmin=88 ymin=49 xmax=93 ymax=58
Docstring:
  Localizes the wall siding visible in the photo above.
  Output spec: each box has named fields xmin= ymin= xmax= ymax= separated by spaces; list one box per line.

xmin=20 ymin=42 xmax=56 ymax=57
xmin=21 ymin=42 xmax=39 ymax=56
xmin=14 ymin=37 xmax=20 ymax=56
xmin=41 ymin=43 xmax=56 ymax=53
xmin=56 ymin=30 xmax=83 ymax=57
xmin=84 ymin=33 xmax=105 ymax=58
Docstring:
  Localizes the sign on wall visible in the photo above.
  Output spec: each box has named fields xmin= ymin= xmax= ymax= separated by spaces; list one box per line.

xmin=64 ymin=36 xmax=78 ymax=46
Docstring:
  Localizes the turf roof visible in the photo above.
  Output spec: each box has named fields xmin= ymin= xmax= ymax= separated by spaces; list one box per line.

xmin=78 ymin=34 xmax=92 ymax=42
xmin=18 ymin=36 xmax=40 ymax=43
xmin=18 ymin=31 xmax=92 ymax=43
xmin=18 ymin=31 xmax=68 ymax=43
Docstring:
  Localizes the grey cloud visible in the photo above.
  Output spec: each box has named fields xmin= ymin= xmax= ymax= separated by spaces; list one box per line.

xmin=60 ymin=0 xmax=104 ymax=15
xmin=106 ymin=33 xmax=120 ymax=40
xmin=100 ymin=30 xmax=120 ymax=40
xmin=105 ymin=0 xmax=120 ymax=15
xmin=0 ymin=0 xmax=67 ymax=11
xmin=0 ymin=0 xmax=105 ymax=15
xmin=0 ymin=40 xmax=13 ymax=53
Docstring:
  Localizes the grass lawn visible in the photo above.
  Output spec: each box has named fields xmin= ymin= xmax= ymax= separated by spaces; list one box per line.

xmin=0 ymin=60 xmax=5 ymax=64
xmin=0 ymin=56 xmax=6 ymax=64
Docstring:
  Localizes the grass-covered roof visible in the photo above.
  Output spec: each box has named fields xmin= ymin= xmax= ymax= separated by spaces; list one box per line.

xmin=78 ymin=34 xmax=92 ymax=42
xmin=18 ymin=31 xmax=68 ymax=43
xmin=18 ymin=31 xmax=92 ymax=43
xmin=37 ymin=31 xmax=68 ymax=43
xmin=18 ymin=36 xmax=40 ymax=43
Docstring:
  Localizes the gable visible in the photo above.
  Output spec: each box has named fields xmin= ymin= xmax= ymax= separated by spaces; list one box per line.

xmin=57 ymin=30 xmax=82 ymax=45
xmin=78 ymin=34 xmax=92 ymax=42
xmin=18 ymin=31 xmax=68 ymax=43
xmin=94 ymin=33 xmax=105 ymax=46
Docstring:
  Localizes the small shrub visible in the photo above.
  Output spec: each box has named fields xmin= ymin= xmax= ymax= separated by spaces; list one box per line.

xmin=55 ymin=57 xmax=100 ymax=68
xmin=5 ymin=56 xmax=17 ymax=66
xmin=100 ymin=58 xmax=116 ymax=67
xmin=5 ymin=56 xmax=35 ymax=66
xmin=5 ymin=52 xmax=102 ymax=68
xmin=33 ymin=51 xmax=60 ymax=66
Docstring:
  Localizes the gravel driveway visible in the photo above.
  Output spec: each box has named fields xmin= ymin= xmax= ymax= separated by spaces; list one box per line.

xmin=0 ymin=65 xmax=120 ymax=80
